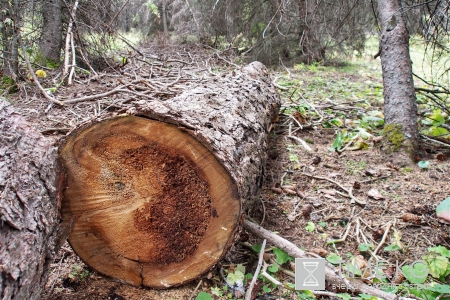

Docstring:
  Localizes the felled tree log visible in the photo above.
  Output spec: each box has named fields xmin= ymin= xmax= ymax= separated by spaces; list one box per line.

xmin=0 ymin=100 xmax=65 ymax=300
xmin=58 ymin=62 xmax=281 ymax=288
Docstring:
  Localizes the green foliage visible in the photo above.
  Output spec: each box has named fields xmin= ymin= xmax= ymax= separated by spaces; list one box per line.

xmin=326 ymin=253 xmax=343 ymax=265
xmin=2 ymin=76 xmax=15 ymax=85
xmin=402 ymin=262 xmax=429 ymax=284
xmin=69 ymin=266 xmax=90 ymax=282
xmin=305 ymin=222 xmax=315 ymax=233
xmin=272 ymin=248 xmax=294 ymax=264
xmin=358 ymin=243 xmax=374 ymax=252
xmin=195 ymin=291 xmax=212 ymax=300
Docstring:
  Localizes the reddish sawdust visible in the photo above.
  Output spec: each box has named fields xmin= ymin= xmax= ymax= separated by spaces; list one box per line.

xmin=6 ymin=45 xmax=449 ymax=300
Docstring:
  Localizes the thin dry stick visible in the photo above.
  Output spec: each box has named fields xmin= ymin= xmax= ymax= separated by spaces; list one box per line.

xmin=243 ymin=219 xmax=397 ymax=300
xmin=245 ymin=239 xmax=266 ymax=300
xmin=188 ymin=279 xmax=202 ymax=300
xmin=288 ymin=122 xmax=312 ymax=152
xmin=18 ymin=35 xmax=63 ymax=106
xmin=63 ymin=0 xmax=79 ymax=76
xmin=373 ymin=221 xmax=393 ymax=256
xmin=68 ymin=32 xmax=76 ymax=85
xmin=261 ymin=261 xmax=282 ymax=285
xmin=300 ymin=172 xmax=366 ymax=205
xmin=326 ymin=220 xmax=353 ymax=245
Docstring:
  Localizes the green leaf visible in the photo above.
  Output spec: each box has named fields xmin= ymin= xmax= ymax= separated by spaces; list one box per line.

xmin=262 ymin=285 xmax=272 ymax=293
xmin=418 ymin=160 xmax=430 ymax=169
xmin=289 ymin=153 xmax=300 ymax=163
xmin=273 ymin=248 xmax=293 ymax=264
xmin=428 ymin=245 xmax=450 ymax=258
xmin=406 ymin=286 xmax=440 ymax=300
xmin=210 ymin=287 xmax=222 ymax=296
xmin=361 ymin=115 xmax=384 ymax=127
xmin=268 ymin=264 xmax=279 ymax=273
xmin=329 ymin=131 xmax=344 ymax=151
xmin=357 ymin=127 xmax=373 ymax=139
xmin=427 ymin=126 xmax=449 ymax=137
xmin=358 ymin=243 xmax=373 ymax=252
xmin=425 ymin=283 xmax=450 ymax=293
xmin=424 ymin=253 xmax=448 ymax=278
xmin=196 ymin=292 xmax=213 ymax=300
xmin=235 ymin=264 xmax=246 ymax=274
xmin=318 ymin=221 xmax=327 ymax=228
xmin=384 ymin=244 xmax=401 ymax=252
xmin=252 ymin=244 xmax=262 ymax=253
xmin=305 ymin=222 xmax=315 ymax=233
xmin=326 ymin=253 xmax=343 ymax=265
xmin=329 ymin=118 xmax=344 ymax=127
xmin=227 ymin=270 xmax=244 ymax=286
xmin=336 ymin=293 xmax=352 ymax=300
xmin=401 ymin=262 xmax=429 ymax=284
xmin=358 ymin=294 xmax=378 ymax=299
xmin=425 ymin=109 xmax=446 ymax=126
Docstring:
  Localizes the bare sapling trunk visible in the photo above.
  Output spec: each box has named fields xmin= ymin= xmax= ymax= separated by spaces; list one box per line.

xmin=377 ymin=0 xmax=420 ymax=164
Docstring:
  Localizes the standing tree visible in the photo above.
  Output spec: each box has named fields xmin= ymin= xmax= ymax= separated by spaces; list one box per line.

xmin=0 ymin=0 xmax=20 ymax=81
xmin=39 ymin=0 xmax=63 ymax=65
xmin=377 ymin=0 xmax=420 ymax=164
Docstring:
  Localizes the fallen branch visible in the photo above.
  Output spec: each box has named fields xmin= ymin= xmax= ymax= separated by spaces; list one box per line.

xmin=300 ymin=172 xmax=366 ymax=205
xmin=245 ymin=239 xmax=266 ymax=300
xmin=243 ymin=219 xmax=397 ymax=300
xmin=373 ymin=221 xmax=392 ymax=257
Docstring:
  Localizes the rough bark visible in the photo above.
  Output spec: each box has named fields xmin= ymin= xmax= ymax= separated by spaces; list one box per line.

xmin=39 ymin=0 xmax=63 ymax=63
xmin=0 ymin=100 xmax=65 ymax=300
xmin=378 ymin=0 xmax=419 ymax=164
xmin=58 ymin=61 xmax=281 ymax=288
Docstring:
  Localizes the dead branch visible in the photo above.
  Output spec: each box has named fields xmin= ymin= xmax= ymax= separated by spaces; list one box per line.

xmin=243 ymin=219 xmax=397 ymax=300
xmin=373 ymin=221 xmax=392 ymax=256
xmin=245 ymin=239 xmax=266 ymax=300
xmin=299 ymin=172 xmax=366 ymax=205
xmin=18 ymin=35 xmax=64 ymax=106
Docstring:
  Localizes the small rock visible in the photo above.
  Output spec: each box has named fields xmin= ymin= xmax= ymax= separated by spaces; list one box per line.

xmin=367 ymin=188 xmax=385 ymax=200
xmin=311 ymin=200 xmax=323 ymax=208
xmin=310 ymin=213 xmax=321 ymax=221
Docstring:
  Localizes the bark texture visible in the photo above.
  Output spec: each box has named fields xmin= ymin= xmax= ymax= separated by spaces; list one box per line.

xmin=40 ymin=0 xmax=63 ymax=63
xmin=58 ymin=61 xmax=281 ymax=288
xmin=378 ymin=0 xmax=419 ymax=163
xmin=0 ymin=100 xmax=65 ymax=300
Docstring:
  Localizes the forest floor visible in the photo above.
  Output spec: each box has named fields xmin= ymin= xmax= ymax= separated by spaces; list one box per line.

xmin=6 ymin=43 xmax=450 ymax=300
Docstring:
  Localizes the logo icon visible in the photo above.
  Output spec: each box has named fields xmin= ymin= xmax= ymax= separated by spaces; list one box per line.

xmin=295 ymin=258 xmax=325 ymax=290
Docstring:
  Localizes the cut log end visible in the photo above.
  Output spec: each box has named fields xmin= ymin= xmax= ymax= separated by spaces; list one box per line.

xmin=59 ymin=115 xmax=241 ymax=288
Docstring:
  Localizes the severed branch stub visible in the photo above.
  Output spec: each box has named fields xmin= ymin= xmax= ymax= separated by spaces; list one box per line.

xmin=58 ymin=61 xmax=281 ymax=288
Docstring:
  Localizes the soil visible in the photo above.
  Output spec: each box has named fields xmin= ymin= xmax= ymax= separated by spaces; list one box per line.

xmin=5 ymin=43 xmax=450 ymax=300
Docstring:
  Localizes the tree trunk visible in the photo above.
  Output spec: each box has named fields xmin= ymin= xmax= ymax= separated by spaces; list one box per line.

xmin=378 ymin=0 xmax=419 ymax=164
xmin=39 ymin=0 xmax=62 ymax=64
xmin=0 ymin=0 xmax=19 ymax=80
xmin=58 ymin=62 xmax=281 ymax=288
xmin=0 ymin=100 xmax=66 ymax=300
xmin=161 ymin=0 xmax=168 ymax=36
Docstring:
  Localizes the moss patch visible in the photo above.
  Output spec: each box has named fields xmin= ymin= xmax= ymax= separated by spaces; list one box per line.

xmin=383 ymin=123 xmax=405 ymax=152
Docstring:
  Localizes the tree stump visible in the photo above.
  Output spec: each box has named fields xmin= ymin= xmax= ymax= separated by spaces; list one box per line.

xmin=58 ymin=62 xmax=281 ymax=288
xmin=0 ymin=100 xmax=64 ymax=300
